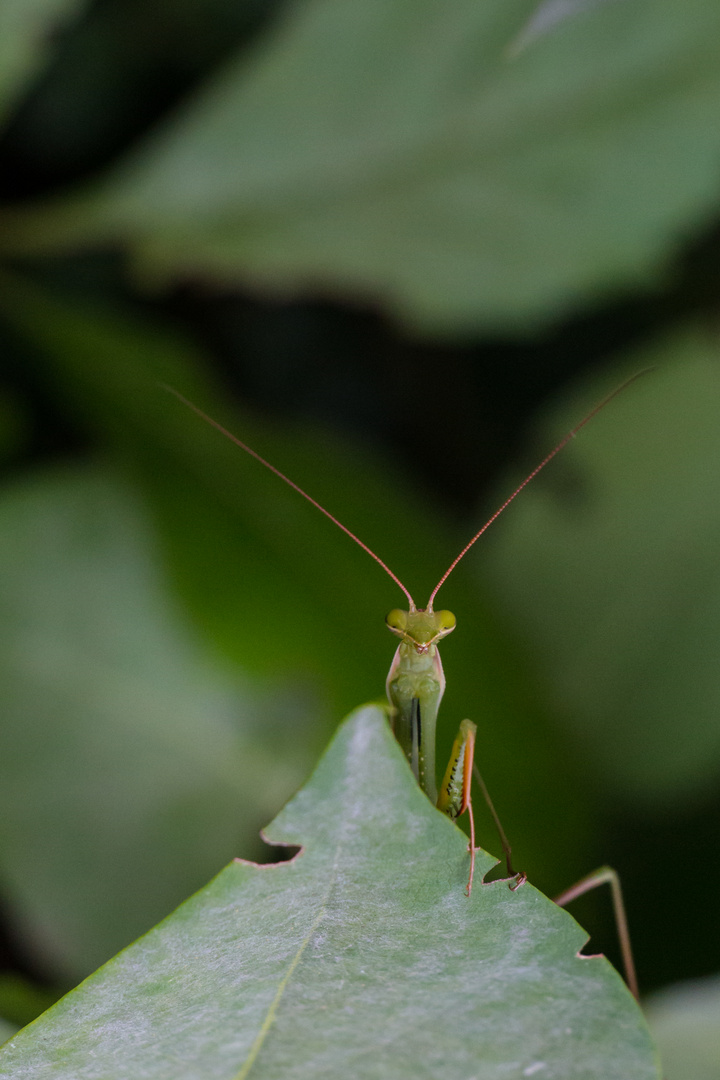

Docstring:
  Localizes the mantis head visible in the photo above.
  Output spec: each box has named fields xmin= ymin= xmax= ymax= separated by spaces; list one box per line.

xmin=385 ymin=608 xmax=456 ymax=653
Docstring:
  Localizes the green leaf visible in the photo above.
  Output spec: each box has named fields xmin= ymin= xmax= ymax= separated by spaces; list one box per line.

xmin=0 ymin=974 xmax=57 ymax=1029
xmin=0 ymin=466 xmax=314 ymax=978
xmin=645 ymin=975 xmax=720 ymax=1080
xmin=482 ymin=332 xmax=720 ymax=804
xmin=0 ymin=706 xmax=659 ymax=1080
xmin=5 ymin=0 xmax=720 ymax=331
xmin=0 ymin=0 xmax=87 ymax=124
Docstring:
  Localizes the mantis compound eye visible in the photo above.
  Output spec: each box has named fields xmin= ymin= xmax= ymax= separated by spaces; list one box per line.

xmin=385 ymin=609 xmax=408 ymax=632
xmin=436 ymin=610 xmax=456 ymax=632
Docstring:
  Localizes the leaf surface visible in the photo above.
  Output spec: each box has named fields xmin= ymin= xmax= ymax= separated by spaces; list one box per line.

xmin=0 ymin=706 xmax=659 ymax=1080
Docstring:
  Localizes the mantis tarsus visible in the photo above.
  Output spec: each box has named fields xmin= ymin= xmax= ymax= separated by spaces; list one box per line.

xmin=167 ymin=373 xmax=646 ymax=1000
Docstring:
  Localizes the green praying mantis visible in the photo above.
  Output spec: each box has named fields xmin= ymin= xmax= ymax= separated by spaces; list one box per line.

xmin=168 ymin=372 xmax=645 ymax=1000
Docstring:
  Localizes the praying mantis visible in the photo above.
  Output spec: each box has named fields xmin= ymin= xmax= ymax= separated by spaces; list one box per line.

xmin=167 ymin=372 xmax=645 ymax=1000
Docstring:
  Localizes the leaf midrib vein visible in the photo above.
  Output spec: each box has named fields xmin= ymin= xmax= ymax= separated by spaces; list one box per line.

xmin=231 ymin=841 xmax=342 ymax=1080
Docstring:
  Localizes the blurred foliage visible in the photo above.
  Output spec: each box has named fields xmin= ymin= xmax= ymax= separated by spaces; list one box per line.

xmin=645 ymin=974 xmax=720 ymax=1080
xmin=483 ymin=337 xmax=720 ymax=992
xmin=486 ymin=339 xmax=720 ymax=804
xmin=0 ymin=464 xmax=317 ymax=976
xmin=4 ymin=0 xmax=720 ymax=332
xmin=0 ymin=0 xmax=88 ymax=126
xmin=0 ymin=0 xmax=717 ymax=1044
xmin=0 ymin=972 xmax=55 ymax=1031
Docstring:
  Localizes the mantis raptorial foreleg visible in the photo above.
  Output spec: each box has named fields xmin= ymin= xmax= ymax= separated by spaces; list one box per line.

xmin=437 ymin=719 xmax=477 ymax=893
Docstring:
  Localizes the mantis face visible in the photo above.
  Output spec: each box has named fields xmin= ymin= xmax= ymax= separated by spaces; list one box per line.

xmin=385 ymin=608 xmax=456 ymax=653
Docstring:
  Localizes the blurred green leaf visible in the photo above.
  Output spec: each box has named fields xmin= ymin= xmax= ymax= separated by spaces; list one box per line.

xmin=0 ymin=0 xmax=87 ymax=124
xmin=0 ymin=386 xmax=31 ymax=462
xmin=4 ymin=0 xmax=720 ymax=331
xmin=482 ymin=332 xmax=720 ymax=804
xmin=0 ymin=706 xmax=660 ymax=1080
xmin=0 ymin=465 xmax=314 ymax=979
xmin=0 ymin=974 xmax=56 ymax=1029
xmin=509 ymin=0 xmax=619 ymax=51
xmin=645 ymin=975 xmax=720 ymax=1080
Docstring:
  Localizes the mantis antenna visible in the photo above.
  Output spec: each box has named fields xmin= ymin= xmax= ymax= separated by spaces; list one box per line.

xmin=162 ymin=385 xmax=416 ymax=609
xmin=426 ymin=368 xmax=651 ymax=610
xmin=165 ymin=369 xmax=650 ymax=610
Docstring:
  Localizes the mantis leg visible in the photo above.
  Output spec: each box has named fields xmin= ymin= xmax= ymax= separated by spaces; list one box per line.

xmin=437 ymin=719 xmax=477 ymax=895
xmin=472 ymin=762 xmax=526 ymax=888
xmin=554 ymin=866 xmax=639 ymax=1001
xmin=437 ymin=720 xmax=527 ymax=897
